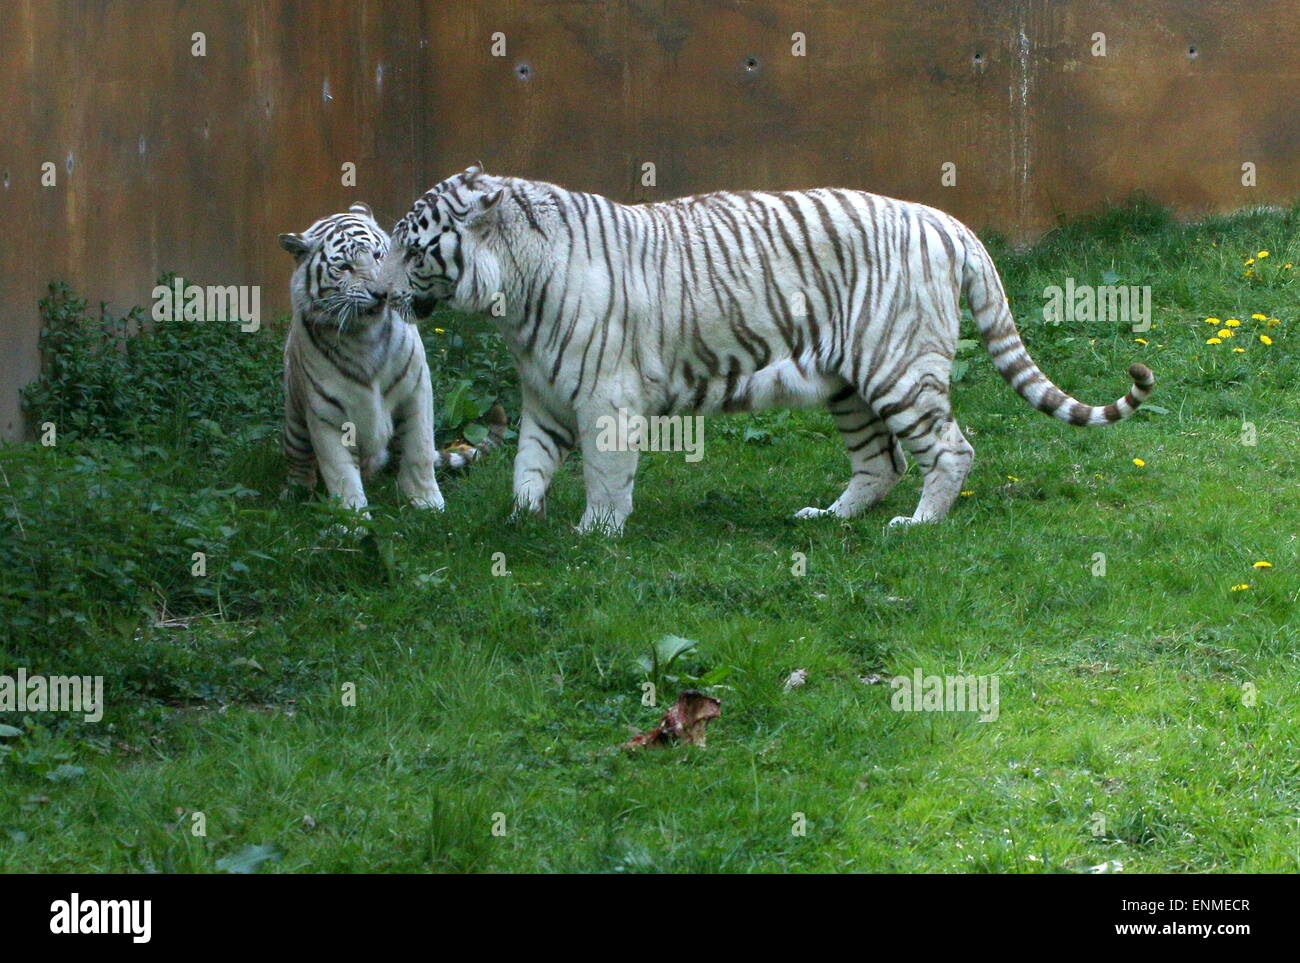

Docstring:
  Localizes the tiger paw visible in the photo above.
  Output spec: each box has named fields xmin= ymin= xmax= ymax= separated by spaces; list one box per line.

xmin=576 ymin=509 xmax=626 ymax=536
xmin=793 ymin=506 xmax=832 ymax=519
xmin=509 ymin=497 xmax=546 ymax=522
xmin=408 ymin=492 xmax=446 ymax=511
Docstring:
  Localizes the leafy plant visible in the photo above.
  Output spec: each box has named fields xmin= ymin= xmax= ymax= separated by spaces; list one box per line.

xmin=423 ymin=313 xmax=519 ymax=445
xmin=951 ymin=338 xmax=980 ymax=384
xmin=21 ymin=280 xmax=283 ymax=457
xmin=635 ymin=634 xmax=733 ymax=699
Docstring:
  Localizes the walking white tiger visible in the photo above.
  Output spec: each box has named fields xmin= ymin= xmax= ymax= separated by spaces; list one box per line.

xmin=379 ymin=167 xmax=1154 ymax=534
xmin=279 ymin=202 xmax=504 ymax=513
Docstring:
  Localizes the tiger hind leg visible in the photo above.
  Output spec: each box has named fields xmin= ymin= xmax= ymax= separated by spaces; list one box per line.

xmin=875 ymin=385 xmax=973 ymax=526
xmin=794 ymin=387 xmax=906 ymax=519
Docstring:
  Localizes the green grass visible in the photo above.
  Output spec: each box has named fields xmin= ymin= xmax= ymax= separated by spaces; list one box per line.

xmin=3 ymin=201 xmax=1300 ymax=873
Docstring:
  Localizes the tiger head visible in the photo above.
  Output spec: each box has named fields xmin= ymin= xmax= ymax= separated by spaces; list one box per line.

xmin=382 ymin=165 xmax=505 ymax=319
xmin=279 ymin=202 xmax=395 ymax=331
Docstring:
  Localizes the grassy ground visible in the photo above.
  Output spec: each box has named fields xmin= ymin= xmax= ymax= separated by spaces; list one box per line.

xmin=3 ymin=201 xmax=1299 ymax=873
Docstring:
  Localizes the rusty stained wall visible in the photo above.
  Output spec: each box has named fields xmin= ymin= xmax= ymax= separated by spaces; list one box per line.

xmin=1 ymin=0 xmax=1297 ymax=440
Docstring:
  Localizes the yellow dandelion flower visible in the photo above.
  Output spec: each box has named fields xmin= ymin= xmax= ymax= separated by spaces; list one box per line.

xmin=434 ymin=327 xmax=446 ymax=334
xmin=960 ymin=490 xmax=974 ymax=497
xmin=1205 ymin=317 xmax=1221 ymax=325
xmin=1253 ymin=561 xmax=1273 ymax=569
xmin=1249 ymin=315 xmax=1264 ymax=322
xmin=1245 ymin=258 xmax=1256 ymax=266
xmin=1260 ymin=334 xmax=1274 ymax=345
xmin=1206 ymin=337 xmax=1222 ymax=344
xmin=1267 ymin=317 xmax=1281 ymax=327
xmin=1134 ymin=338 xmax=1148 ymax=345
xmin=1230 ymin=583 xmax=1250 ymax=592
xmin=1132 ymin=458 xmax=1146 ymax=467
xmin=1259 ymin=251 xmax=1270 ymax=258
xmin=1218 ymin=328 xmax=1235 ymax=338
xmin=1233 ymin=347 xmax=1245 ymax=353
xmin=1284 ymin=263 xmax=1293 ymax=270
xmin=1006 ymin=475 xmax=1020 ymax=482
xmin=1226 ymin=319 xmax=1241 ymax=326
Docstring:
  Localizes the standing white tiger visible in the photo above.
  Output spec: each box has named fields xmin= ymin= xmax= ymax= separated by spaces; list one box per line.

xmin=380 ymin=168 xmax=1154 ymax=534
xmin=279 ymin=202 xmax=503 ymax=513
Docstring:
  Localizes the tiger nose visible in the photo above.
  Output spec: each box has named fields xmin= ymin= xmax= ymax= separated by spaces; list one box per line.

xmin=367 ymin=287 xmax=387 ymax=304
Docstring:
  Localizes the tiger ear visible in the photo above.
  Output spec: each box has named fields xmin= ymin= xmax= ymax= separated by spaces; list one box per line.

xmin=348 ymin=202 xmax=374 ymax=219
xmin=466 ymin=189 xmax=504 ymax=229
xmin=278 ymin=233 xmax=312 ymax=261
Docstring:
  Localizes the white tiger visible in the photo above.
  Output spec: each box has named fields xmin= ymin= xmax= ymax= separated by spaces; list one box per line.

xmin=379 ymin=168 xmax=1154 ymax=534
xmin=278 ymin=202 xmax=503 ymax=513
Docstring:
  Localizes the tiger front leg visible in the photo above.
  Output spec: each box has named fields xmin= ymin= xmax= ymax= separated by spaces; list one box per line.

xmin=308 ymin=416 xmax=369 ymax=515
xmin=394 ymin=383 xmax=445 ymax=511
xmin=510 ymin=395 xmax=574 ymax=519
xmin=575 ymin=414 xmax=638 ymax=535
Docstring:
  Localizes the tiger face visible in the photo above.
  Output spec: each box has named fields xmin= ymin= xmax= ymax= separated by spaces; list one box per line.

xmin=279 ymin=202 xmax=395 ymax=330
xmin=383 ymin=166 xmax=504 ymax=319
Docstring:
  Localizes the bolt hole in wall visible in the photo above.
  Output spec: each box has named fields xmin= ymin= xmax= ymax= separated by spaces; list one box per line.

xmin=1188 ymin=45 xmax=1198 ymax=58
xmin=744 ymin=55 xmax=759 ymax=71
xmin=516 ymin=62 xmax=530 ymax=79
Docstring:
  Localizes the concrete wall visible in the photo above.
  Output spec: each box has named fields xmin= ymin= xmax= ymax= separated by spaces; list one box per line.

xmin=2 ymin=0 xmax=1297 ymax=439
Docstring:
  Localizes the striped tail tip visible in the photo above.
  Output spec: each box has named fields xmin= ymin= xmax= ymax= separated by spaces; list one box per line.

xmin=1041 ymin=362 xmax=1156 ymax=426
xmin=483 ymin=403 xmax=508 ymax=441
xmin=1095 ymin=362 xmax=1155 ymax=425
xmin=1129 ymin=363 xmax=1155 ymax=391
